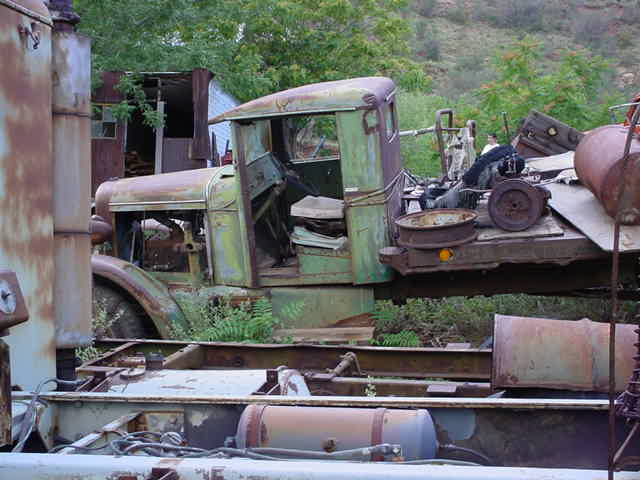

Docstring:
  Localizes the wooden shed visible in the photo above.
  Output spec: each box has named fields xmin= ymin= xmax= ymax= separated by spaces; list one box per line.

xmin=91 ymin=69 xmax=238 ymax=195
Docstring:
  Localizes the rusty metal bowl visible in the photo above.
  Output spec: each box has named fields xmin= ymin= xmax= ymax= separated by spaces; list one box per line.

xmin=395 ymin=209 xmax=477 ymax=249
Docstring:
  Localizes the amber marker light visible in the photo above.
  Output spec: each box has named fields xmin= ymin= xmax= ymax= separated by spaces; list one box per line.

xmin=438 ymin=248 xmax=453 ymax=262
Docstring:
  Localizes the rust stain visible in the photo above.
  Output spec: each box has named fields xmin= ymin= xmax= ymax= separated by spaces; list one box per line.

xmin=0 ymin=5 xmax=56 ymax=385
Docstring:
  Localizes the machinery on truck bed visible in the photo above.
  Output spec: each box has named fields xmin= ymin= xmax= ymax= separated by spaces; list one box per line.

xmin=2 ymin=1 xmax=640 ymax=478
xmin=92 ymin=78 xmax=637 ymax=338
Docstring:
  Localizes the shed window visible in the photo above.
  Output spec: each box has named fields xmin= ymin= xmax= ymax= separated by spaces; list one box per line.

xmin=92 ymin=105 xmax=117 ymax=139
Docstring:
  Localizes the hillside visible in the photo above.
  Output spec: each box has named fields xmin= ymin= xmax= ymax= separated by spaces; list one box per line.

xmin=406 ymin=0 xmax=640 ymax=97
xmin=395 ymin=0 xmax=640 ymax=176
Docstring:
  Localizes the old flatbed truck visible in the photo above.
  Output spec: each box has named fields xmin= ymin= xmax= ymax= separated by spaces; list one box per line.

xmin=3 ymin=1 xmax=640 ymax=477
xmin=91 ymin=77 xmax=637 ymax=337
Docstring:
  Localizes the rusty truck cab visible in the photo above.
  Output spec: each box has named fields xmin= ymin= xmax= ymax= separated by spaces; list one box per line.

xmin=209 ymin=77 xmax=403 ymax=289
xmin=93 ymin=77 xmax=405 ymax=333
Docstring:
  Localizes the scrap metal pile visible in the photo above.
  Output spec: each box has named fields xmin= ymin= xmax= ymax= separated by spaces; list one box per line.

xmin=3 ymin=0 xmax=640 ymax=477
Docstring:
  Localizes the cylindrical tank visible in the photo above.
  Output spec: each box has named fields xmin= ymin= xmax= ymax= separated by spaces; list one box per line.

xmin=235 ymin=405 xmax=437 ymax=461
xmin=574 ymin=124 xmax=640 ymax=224
xmin=1 ymin=0 xmax=57 ymax=391
xmin=51 ymin=5 xmax=93 ymax=348
xmin=493 ymin=314 xmax=637 ymax=392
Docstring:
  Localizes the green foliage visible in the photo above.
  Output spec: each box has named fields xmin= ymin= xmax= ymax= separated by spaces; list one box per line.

xmin=365 ymin=376 xmax=377 ymax=397
xmin=396 ymin=90 xmax=449 ymax=177
xmin=77 ymin=297 xmax=119 ymax=363
xmin=172 ymin=293 xmax=303 ymax=343
xmin=475 ymin=37 xmax=618 ymax=138
xmin=110 ymin=74 xmax=165 ymax=128
xmin=373 ymin=295 xmax=636 ymax=347
xmin=75 ymin=0 xmax=431 ymax=111
xmin=372 ymin=330 xmax=422 ymax=347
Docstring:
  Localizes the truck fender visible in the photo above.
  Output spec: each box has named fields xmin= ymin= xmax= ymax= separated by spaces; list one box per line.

xmin=91 ymin=254 xmax=188 ymax=338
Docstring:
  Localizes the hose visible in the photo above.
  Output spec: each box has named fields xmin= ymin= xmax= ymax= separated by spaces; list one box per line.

xmin=386 ymin=459 xmax=481 ymax=466
xmin=12 ymin=378 xmax=84 ymax=453
xmin=439 ymin=444 xmax=493 ymax=465
xmin=106 ymin=432 xmax=400 ymax=462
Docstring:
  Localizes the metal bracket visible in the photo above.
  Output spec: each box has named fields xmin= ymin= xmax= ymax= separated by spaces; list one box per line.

xmin=148 ymin=468 xmax=179 ymax=480
xmin=17 ymin=22 xmax=40 ymax=50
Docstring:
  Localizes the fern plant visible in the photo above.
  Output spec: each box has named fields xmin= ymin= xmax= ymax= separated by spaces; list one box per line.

xmin=172 ymin=294 xmax=303 ymax=344
xmin=372 ymin=330 xmax=422 ymax=348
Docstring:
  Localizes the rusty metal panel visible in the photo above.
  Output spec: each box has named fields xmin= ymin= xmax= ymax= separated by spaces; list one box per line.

xmin=0 ymin=340 xmax=10 ymax=447
xmin=210 ymin=77 xmax=396 ymax=124
xmin=91 ymin=134 xmax=125 ymax=195
xmin=88 ymin=338 xmax=492 ymax=381
xmin=209 ymin=211 xmax=249 ymax=286
xmin=52 ymin=29 xmax=91 ymax=231
xmin=93 ymin=71 xmax=125 ymax=103
xmin=547 ymin=182 xmax=640 ymax=252
xmin=232 ymin=123 xmax=259 ymax=287
xmin=493 ymin=314 xmax=638 ymax=392
xmin=0 ymin=2 xmax=56 ymax=389
xmin=91 ymin=71 xmax=125 ymax=195
xmin=162 ymin=137 xmax=206 ymax=173
xmin=54 ymin=234 xmax=91 ymax=347
xmin=107 ymin=168 xmax=218 ymax=211
xmin=53 ymin=114 xmax=91 ymax=226
xmin=338 ymin=110 xmax=392 ymax=284
xmin=270 ymin=286 xmax=374 ymax=329
xmin=51 ymin=26 xmax=92 ymax=348
xmin=513 ymin=110 xmax=584 ymax=159
xmin=191 ymin=68 xmax=212 ymax=161
xmin=0 ymin=0 xmax=52 ymax=24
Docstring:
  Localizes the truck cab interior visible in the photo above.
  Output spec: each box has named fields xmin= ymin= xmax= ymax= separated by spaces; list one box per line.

xmin=243 ymin=113 xmax=348 ymax=278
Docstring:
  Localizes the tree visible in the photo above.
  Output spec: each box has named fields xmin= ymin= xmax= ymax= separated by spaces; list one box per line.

xmin=74 ymin=0 xmax=429 ymax=113
xmin=473 ymin=37 xmax=615 ymax=139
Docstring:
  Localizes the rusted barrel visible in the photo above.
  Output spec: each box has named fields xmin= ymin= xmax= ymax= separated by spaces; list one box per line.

xmin=574 ymin=124 xmax=640 ymax=224
xmin=493 ymin=314 xmax=637 ymax=392
xmin=235 ymin=404 xmax=436 ymax=460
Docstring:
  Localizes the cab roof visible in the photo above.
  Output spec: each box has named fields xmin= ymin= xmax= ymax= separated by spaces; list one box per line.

xmin=209 ymin=77 xmax=396 ymax=124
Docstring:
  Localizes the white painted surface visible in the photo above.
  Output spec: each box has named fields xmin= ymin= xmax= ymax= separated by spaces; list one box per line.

xmin=208 ymin=79 xmax=238 ymax=158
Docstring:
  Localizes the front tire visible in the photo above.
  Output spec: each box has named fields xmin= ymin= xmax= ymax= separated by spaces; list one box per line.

xmin=93 ymin=281 xmax=153 ymax=339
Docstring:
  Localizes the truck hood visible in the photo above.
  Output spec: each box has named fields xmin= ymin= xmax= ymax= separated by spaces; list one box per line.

xmin=95 ymin=165 xmax=235 ymax=214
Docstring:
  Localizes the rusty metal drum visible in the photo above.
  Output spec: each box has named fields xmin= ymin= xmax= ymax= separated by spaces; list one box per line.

xmin=574 ymin=124 xmax=640 ymax=224
xmin=235 ymin=404 xmax=437 ymax=460
xmin=493 ymin=314 xmax=637 ymax=392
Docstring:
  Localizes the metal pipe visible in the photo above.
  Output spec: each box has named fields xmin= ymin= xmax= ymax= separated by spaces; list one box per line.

xmin=608 ymin=108 xmax=640 ymax=480
xmin=399 ymin=126 xmax=434 ymax=137
xmin=609 ymin=105 xmax=640 ymax=480
xmin=435 ymin=109 xmax=453 ymax=178
xmin=50 ymin=1 xmax=92 ymax=349
xmin=2 ymin=453 xmax=640 ymax=479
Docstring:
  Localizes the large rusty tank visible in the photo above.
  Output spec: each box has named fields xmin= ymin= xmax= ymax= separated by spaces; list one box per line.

xmin=574 ymin=124 xmax=640 ymax=224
